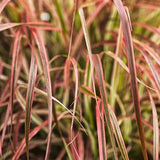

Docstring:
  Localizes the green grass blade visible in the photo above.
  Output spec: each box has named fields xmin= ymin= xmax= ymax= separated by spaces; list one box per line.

xmin=79 ymin=7 xmax=97 ymax=104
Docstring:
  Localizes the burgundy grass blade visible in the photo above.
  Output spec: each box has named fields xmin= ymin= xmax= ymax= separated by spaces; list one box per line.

xmin=96 ymin=100 xmax=107 ymax=160
xmin=25 ymin=52 xmax=37 ymax=160
xmin=0 ymin=29 xmax=22 ymax=155
xmin=32 ymin=29 xmax=53 ymax=160
xmin=113 ymin=0 xmax=148 ymax=159
xmin=93 ymin=54 xmax=118 ymax=159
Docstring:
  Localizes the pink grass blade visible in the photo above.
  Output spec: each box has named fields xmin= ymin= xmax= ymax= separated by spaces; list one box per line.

xmin=0 ymin=23 xmax=21 ymax=32
xmin=12 ymin=120 xmax=48 ymax=160
xmin=109 ymin=105 xmax=129 ymax=160
xmin=96 ymin=100 xmax=107 ymax=160
xmin=70 ymin=58 xmax=78 ymax=130
xmin=63 ymin=58 xmax=71 ymax=106
xmin=25 ymin=52 xmax=37 ymax=160
xmin=0 ymin=0 xmax=10 ymax=14
xmin=113 ymin=0 xmax=148 ymax=159
xmin=0 ymin=29 xmax=22 ymax=155
xmin=93 ymin=54 xmax=118 ymax=160
xmin=0 ymin=22 xmax=61 ymax=32
xmin=32 ymin=29 xmax=53 ymax=160
xmin=148 ymin=92 xmax=159 ymax=160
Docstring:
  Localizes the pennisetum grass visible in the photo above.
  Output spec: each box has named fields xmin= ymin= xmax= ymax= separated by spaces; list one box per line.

xmin=0 ymin=0 xmax=159 ymax=159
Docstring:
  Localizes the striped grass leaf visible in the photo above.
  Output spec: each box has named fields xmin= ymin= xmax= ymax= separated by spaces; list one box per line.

xmin=93 ymin=54 xmax=118 ymax=160
xmin=108 ymin=105 xmax=129 ymax=160
xmin=113 ymin=0 xmax=148 ymax=159
xmin=96 ymin=100 xmax=107 ymax=160
xmin=25 ymin=52 xmax=37 ymax=160
xmin=32 ymin=29 xmax=53 ymax=160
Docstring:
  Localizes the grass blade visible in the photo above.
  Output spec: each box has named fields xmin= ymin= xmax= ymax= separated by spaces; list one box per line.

xmin=144 ymin=56 xmax=160 ymax=90
xmin=25 ymin=52 xmax=37 ymax=160
xmin=0 ymin=0 xmax=10 ymax=14
xmin=148 ymin=92 xmax=159 ymax=160
xmin=93 ymin=54 xmax=118 ymax=160
xmin=96 ymin=100 xmax=107 ymax=160
xmin=70 ymin=58 xmax=78 ymax=130
xmin=0 ymin=29 xmax=22 ymax=155
xmin=79 ymin=7 xmax=97 ymax=105
xmin=113 ymin=0 xmax=148 ymax=159
xmin=0 ymin=23 xmax=21 ymax=32
xmin=12 ymin=120 xmax=48 ymax=160
xmin=109 ymin=105 xmax=129 ymax=160
xmin=32 ymin=29 xmax=53 ymax=160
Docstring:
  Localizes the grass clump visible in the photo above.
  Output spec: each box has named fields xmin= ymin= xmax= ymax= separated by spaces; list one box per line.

xmin=0 ymin=0 xmax=159 ymax=159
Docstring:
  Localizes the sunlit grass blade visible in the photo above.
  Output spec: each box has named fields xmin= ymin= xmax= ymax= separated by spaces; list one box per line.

xmin=0 ymin=0 xmax=10 ymax=14
xmin=79 ymin=7 xmax=97 ymax=103
xmin=72 ymin=1 xmax=107 ymax=56
xmin=148 ymin=91 xmax=159 ymax=160
xmin=93 ymin=54 xmax=118 ymax=160
xmin=32 ymin=29 xmax=53 ymax=160
xmin=109 ymin=105 xmax=129 ymax=160
xmin=113 ymin=0 xmax=148 ymax=159
xmin=0 ymin=22 xmax=61 ymax=32
xmin=0 ymin=23 xmax=21 ymax=32
xmin=0 ymin=29 xmax=22 ymax=155
xmin=96 ymin=100 xmax=107 ymax=160
xmin=25 ymin=52 xmax=37 ymax=160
